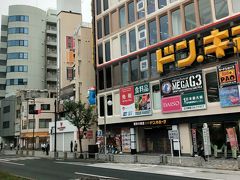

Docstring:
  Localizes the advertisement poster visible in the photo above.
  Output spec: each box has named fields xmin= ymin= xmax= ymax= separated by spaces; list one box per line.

xmin=181 ymin=91 xmax=206 ymax=111
xmin=217 ymin=62 xmax=238 ymax=87
xmin=192 ymin=129 xmax=198 ymax=153
xmin=121 ymin=128 xmax=131 ymax=153
xmin=134 ymin=83 xmax=151 ymax=116
xmin=226 ymin=128 xmax=239 ymax=150
xmin=120 ymin=86 xmax=135 ymax=117
xmin=161 ymin=95 xmax=182 ymax=113
xmin=219 ymin=85 xmax=240 ymax=107
xmin=160 ymin=71 xmax=203 ymax=97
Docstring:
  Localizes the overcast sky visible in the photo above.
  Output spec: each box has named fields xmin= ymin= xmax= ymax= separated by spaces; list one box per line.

xmin=0 ymin=0 xmax=92 ymax=28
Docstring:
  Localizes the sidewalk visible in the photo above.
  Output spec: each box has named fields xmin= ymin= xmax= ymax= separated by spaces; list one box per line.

xmin=2 ymin=149 xmax=240 ymax=171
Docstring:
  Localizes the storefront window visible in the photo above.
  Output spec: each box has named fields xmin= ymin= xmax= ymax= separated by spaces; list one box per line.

xmin=120 ymin=33 xmax=127 ymax=55
xmin=147 ymin=0 xmax=155 ymax=14
xmin=119 ymin=6 xmax=126 ymax=28
xmin=113 ymin=64 xmax=120 ymax=86
xmin=160 ymin=15 xmax=169 ymax=40
xmin=214 ymin=0 xmax=229 ymax=20
xmin=148 ymin=19 xmax=157 ymax=45
xmin=98 ymin=69 xmax=104 ymax=90
xmin=128 ymin=1 xmax=135 ymax=24
xmin=122 ymin=61 xmax=129 ymax=85
xmin=140 ymin=55 xmax=148 ymax=80
xmin=198 ymin=0 xmax=212 ymax=25
xmin=129 ymin=29 xmax=136 ymax=52
xmin=232 ymin=0 xmax=240 ymax=13
xmin=150 ymin=52 xmax=158 ymax=78
xmin=106 ymin=66 xmax=112 ymax=88
xmin=131 ymin=58 xmax=139 ymax=82
xmin=138 ymin=25 xmax=146 ymax=49
xmin=205 ymin=71 xmax=219 ymax=103
xmin=172 ymin=9 xmax=182 ymax=36
xmin=184 ymin=3 xmax=196 ymax=31
xmin=152 ymin=84 xmax=161 ymax=110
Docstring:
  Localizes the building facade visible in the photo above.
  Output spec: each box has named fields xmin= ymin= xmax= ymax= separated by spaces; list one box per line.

xmin=94 ymin=0 xmax=240 ymax=156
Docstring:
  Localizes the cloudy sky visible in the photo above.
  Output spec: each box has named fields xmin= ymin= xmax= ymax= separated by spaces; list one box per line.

xmin=0 ymin=0 xmax=92 ymax=28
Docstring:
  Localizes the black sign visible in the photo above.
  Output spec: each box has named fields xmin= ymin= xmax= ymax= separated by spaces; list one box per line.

xmin=160 ymin=71 xmax=203 ymax=97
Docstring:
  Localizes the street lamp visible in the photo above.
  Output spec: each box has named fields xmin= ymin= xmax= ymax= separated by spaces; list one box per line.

xmin=104 ymin=98 xmax=112 ymax=155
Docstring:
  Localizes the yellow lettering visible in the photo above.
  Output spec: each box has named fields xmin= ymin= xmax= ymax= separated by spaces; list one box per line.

xmin=231 ymin=25 xmax=240 ymax=54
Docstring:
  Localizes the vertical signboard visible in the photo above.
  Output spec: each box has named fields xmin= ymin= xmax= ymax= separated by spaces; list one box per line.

xmin=192 ymin=128 xmax=198 ymax=153
xmin=226 ymin=127 xmax=239 ymax=151
xmin=202 ymin=123 xmax=211 ymax=156
xmin=120 ymin=86 xmax=135 ymax=117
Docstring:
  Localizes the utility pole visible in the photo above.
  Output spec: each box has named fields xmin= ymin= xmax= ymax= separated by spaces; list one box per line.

xmin=54 ymin=100 xmax=57 ymax=152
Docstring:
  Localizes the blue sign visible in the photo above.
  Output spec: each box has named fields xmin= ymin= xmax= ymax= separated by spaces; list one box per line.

xmin=88 ymin=88 xmax=96 ymax=105
xmin=219 ymin=85 xmax=240 ymax=107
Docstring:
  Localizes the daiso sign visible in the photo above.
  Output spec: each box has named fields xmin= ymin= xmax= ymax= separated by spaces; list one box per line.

xmin=161 ymin=95 xmax=182 ymax=113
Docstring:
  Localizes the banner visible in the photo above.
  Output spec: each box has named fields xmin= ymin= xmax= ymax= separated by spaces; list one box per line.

xmin=226 ymin=128 xmax=239 ymax=150
xmin=191 ymin=128 xmax=198 ymax=153
xmin=219 ymin=85 xmax=240 ymax=107
xmin=121 ymin=128 xmax=131 ymax=153
xmin=181 ymin=91 xmax=206 ymax=111
xmin=120 ymin=86 xmax=135 ymax=117
xmin=160 ymin=71 xmax=203 ymax=97
xmin=217 ymin=62 xmax=238 ymax=87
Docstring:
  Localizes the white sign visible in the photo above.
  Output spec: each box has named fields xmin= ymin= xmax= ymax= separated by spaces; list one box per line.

xmin=168 ymin=130 xmax=179 ymax=140
xmin=202 ymin=126 xmax=211 ymax=156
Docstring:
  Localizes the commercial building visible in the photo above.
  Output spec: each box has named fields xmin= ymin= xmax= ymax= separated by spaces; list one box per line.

xmin=94 ymin=0 xmax=240 ymax=157
xmin=0 ymin=5 xmax=58 ymax=148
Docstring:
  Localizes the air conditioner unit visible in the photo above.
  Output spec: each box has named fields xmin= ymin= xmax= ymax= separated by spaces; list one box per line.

xmin=137 ymin=0 xmax=145 ymax=12
xmin=138 ymin=29 xmax=146 ymax=41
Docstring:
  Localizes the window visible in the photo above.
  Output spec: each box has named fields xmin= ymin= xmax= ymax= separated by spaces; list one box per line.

xmin=138 ymin=25 xmax=146 ymax=49
xmin=1 ymin=25 xmax=8 ymax=31
xmin=29 ymin=104 xmax=35 ymax=114
xmin=105 ymin=41 xmax=111 ymax=62
xmin=129 ymin=29 xmax=136 ymax=52
xmin=152 ymin=84 xmax=161 ymax=110
xmin=147 ymin=0 xmax=155 ymax=14
xmin=158 ymin=0 xmax=167 ymax=9
xmin=7 ymin=65 xmax=28 ymax=72
xmin=120 ymin=33 xmax=127 ymax=55
xmin=7 ymin=52 xmax=28 ymax=59
xmin=96 ymin=0 xmax=101 ymax=15
xmin=111 ymin=10 xmax=119 ymax=33
xmin=107 ymin=95 xmax=113 ymax=116
xmin=148 ymin=19 xmax=157 ymax=45
xmin=1 ymin=36 xmax=7 ymax=42
xmin=16 ymin=110 xmax=21 ymax=118
xmin=150 ymin=52 xmax=158 ymax=78
xmin=98 ymin=69 xmax=104 ymax=90
xmin=122 ymin=61 xmax=129 ymax=85
xmin=137 ymin=0 xmax=145 ymax=19
xmin=119 ymin=6 xmax=126 ymax=28
xmin=3 ymin=105 xmax=10 ymax=113
xmin=106 ymin=66 xmax=112 ymax=88
xmin=206 ymin=72 xmax=219 ymax=103
xmin=131 ymin=58 xmax=139 ymax=82
xmin=113 ymin=64 xmax=120 ymax=86
xmin=103 ymin=0 xmax=109 ymax=11
xmin=172 ymin=9 xmax=182 ymax=36
xmin=198 ymin=0 xmax=212 ymax=25
xmin=41 ymin=104 xmax=50 ymax=110
xmin=0 ymin=84 xmax=5 ymax=90
xmin=8 ymin=40 xmax=28 ymax=47
xmin=67 ymin=67 xmax=73 ymax=80
xmin=3 ymin=121 xmax=10 ymax=128
xmin=98 ymin=43 xmax=103 ymax=64
xmin=214 ymin=0 xmax=229 ymax=20
xmin=128 ymin=1 xmax=135 ymax=24
xmin=0 ymin=60 xmax=6 ymax=66
xmin=0 ymin=48 xmax=7 ymax=53
xmin=99 ymin=96 xmax=105 ymax=117
xmin=104 ymin=15 xmax=110 ymax=36
xmin=140 ymin=55 xmax=148 ymax=79
xmin=232 ymin=0 xmax=240 ymax=13
xmin=28 ymin=119 xmax=35 ymax=129
xmin=184 ymin=3 xmax=196 ymax=31
xmin=8 ymin=15 xmax=29 ymax=22
xmin=6 ymin=79 xmax=27 ymax=86
xmin=97 ymin=19 xmax=102 ymax=39
xmin=8 ymin=27 xmax=29 ymax=34
xmin=159 ymin=15 xmax=169 ymax=40
xmin=39 ymin=119 xmax=51 ymax=128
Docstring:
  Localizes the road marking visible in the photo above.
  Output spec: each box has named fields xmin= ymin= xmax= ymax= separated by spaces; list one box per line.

xmin=74 ymin=172 xmax=119 ymax=179
xmin=55 ymin=161 xmax=91 ymax=166
xmin=0 ymin=160 xmax=24 ymax=166
xmin=0 ymin=158 xmax=10 ymax=161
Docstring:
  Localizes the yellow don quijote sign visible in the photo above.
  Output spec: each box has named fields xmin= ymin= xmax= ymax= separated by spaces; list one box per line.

xmin=156 ymin=25 xmax=240 ymax=73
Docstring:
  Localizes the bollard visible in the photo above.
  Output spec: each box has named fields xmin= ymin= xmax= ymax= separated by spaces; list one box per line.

xmin=26 ymin=150 xmax=29 ymax=156
xmin=133 ymin=155 xmax=138 ymax=163
xmin=159 ymin=155 xmax=163 ymax=164
xmin=31 ymin=150 xmax=35 ymax=156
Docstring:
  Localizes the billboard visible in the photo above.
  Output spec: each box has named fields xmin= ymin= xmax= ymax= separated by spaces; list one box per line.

xmin=181 ymin=91 xmax=206 ymax=111
xmin=161 ymin=95 xmax=182 ymax=113
xmin=219 ymin=85 xmax=240 ymax=107
xmin=217 ymin=62 xmax=238 ymax=87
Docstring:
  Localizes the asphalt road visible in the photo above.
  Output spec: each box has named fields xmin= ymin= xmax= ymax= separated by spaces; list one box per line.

xmin=0 ymin=155 xmax=206 ymax=180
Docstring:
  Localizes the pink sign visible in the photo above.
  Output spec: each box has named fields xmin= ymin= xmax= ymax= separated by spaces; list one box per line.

xmin=161 ymin=95 xmax=182 ymax=113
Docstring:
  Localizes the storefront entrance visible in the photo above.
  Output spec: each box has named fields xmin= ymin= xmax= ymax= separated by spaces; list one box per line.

xmin=144 ymin=126 xmax=171 ymax=154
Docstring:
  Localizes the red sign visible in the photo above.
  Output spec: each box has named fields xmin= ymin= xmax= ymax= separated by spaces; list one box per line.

xmin=161 ymin=95 xmax=182 ymax=113
xmin=226 ymin=128 xmax=239 ymax=150
xmin=120 ymin=86 xmax=134 ymax=106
